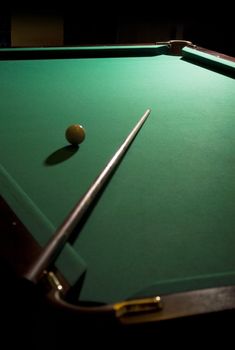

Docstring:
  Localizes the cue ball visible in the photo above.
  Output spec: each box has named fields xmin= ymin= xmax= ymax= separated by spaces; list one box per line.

xmin=65 ymin=124 xmax=86 ymax=145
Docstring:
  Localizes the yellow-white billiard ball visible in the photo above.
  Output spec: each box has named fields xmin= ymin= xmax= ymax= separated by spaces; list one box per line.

xmin=65 ymin=124 xmax=86 ymax=145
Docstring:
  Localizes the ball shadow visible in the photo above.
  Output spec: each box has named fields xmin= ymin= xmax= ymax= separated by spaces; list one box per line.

xmin=44 ymin=145 xmax=79 ymax=166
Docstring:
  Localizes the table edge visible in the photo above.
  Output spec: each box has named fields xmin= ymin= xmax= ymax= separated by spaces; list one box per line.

xmin=1 ymin=195 xmax=235 ymax=325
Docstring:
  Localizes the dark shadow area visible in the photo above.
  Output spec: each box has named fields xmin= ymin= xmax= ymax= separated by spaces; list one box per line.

xmin=0 ymin=45 xmax=167 ymax=61
xmin=0 ymin=12 xmax=11 ymax=47
xmin=0 ymin=196 xmax=42 ymax=275
xmin=64 ymin=271 xmax=87 ymax=302
xmin=1 ymin=197 xmax=235 ymax=345
xmin=181 ymin=55 xmax=235 ymax=80
xmin=64 ymin=13 xmax=119 ymax=46
xmin=63 ymin=14 xmax=235 ymax=58
xmin=1 ymin=270 xmax=235 ymax=347
xmin=183 ymin=19 xmax=235 ymax=57
xmin=44 ymin=145 xmax=79 ymax=166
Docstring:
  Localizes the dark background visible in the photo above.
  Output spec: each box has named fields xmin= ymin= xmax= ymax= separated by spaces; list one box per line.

xmin=0 ymin=11 xmax=234 ymax=56
xmin=64 ymin=14 xmax=235 ymax=56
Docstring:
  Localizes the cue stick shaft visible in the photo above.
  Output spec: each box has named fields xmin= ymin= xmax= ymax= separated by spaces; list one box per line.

xmin=24 ymin=108 xmax=151 ymax=284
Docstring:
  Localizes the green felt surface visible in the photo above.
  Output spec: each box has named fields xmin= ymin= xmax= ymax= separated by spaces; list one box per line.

xmin=1 ymin=46 xmax=235 ymax=303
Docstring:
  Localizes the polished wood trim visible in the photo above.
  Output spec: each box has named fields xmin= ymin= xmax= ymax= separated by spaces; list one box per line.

xmin=118 ymin=285 xmax=235 ymax=324
xmin=0 ymin=196 xmax=41 ymax=276
xmin=193 ymin=45 xmax=235 ymax=62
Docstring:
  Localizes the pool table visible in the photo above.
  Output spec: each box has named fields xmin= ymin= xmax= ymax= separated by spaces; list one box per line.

xmin=1 ymin=40 xmax=235 ymax=328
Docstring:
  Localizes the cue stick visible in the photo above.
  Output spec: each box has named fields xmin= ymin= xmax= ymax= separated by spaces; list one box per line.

xmin=24 ymin=108 xmax=151 ymax=284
